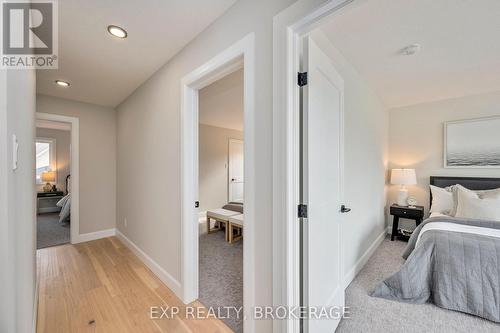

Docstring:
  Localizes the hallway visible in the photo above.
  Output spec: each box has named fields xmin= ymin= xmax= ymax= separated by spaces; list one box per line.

xmin=36 ymin=237 xmax=233 ymax=333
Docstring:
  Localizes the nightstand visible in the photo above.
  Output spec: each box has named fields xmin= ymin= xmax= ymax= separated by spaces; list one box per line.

xmin=390 ymin=204 xmax=424 ymax=241
xmin=37 ymin=191 xmax=64 ymax=214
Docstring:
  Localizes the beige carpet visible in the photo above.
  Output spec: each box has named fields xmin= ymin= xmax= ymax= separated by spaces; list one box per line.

xmin=37 ymin=213 xmax=70 ymax=249
xmin=337 ymin=236 xmax=500 ymax=333
xmin=199 ymin=230 xmax=243 ymax=333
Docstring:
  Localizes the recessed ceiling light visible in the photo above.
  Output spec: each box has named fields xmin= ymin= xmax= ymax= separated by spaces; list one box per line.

xmin=400 ymin=44 xmax=421 ymax=56
xmin=55 ymin=80 xmax=70 ymax=87
xmin=107 ymin=25 xmax=127 ymax=39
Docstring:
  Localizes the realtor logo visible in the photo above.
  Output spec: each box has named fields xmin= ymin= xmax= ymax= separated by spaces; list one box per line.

xmin=1 ymin=0 xmax=58 ymax=68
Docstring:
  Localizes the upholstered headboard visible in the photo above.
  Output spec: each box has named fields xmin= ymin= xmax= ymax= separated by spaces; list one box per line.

xmin=429 ymin=176 xmax=500 ymax=207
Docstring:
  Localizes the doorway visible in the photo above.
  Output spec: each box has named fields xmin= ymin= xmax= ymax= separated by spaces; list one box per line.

xmin=35 ymin=113 xmax=80 ymax=245
xmin=197 ymin=68 xmax=244 ymax=332
xmin=181 ymin=33 xmax=256 ymax=333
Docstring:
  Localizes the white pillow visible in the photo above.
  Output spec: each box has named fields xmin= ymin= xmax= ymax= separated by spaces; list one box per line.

xmin=477 ymin=188 xmax=500 ymax=199
xmin=450 ymin=184 xmax=500 ymax=216
xmin=430 ymin=185 xmax=454 ymax=215
xmin=455 ymin=186 xmax=500 ymax=221
xmin=450 ymin=184 xmax=478 ymax=216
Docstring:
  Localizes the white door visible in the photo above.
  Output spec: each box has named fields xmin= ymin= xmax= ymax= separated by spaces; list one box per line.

xmin=301 ymin=36 xmax=345 ymax=333
xmin=228 ymin=139 xmax=244 ymax=202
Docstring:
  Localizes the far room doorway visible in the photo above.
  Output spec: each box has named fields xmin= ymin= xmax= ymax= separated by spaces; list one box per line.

xmin=35 ymin=113 xmax=80 ymax=248
xmin=198 ymin=68 xmax=244 ymax=332
xmin=181 ymin=33 xmax=256 ymax=333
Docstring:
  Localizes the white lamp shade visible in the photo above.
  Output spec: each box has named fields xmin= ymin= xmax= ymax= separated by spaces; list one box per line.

xmin=41 ymin=171 xmax=56 ymax=183
xmin=390 ymin=169 xmax=416 ymax=185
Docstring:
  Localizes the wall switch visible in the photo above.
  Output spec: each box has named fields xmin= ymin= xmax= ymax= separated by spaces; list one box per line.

xmin=12 ymin=134 xmax=18 ymax=171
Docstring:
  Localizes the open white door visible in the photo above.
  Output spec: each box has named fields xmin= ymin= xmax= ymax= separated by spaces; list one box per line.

xmin=228 ymin=139 xmax=244 ymax=202
xmin=301 ymin=36 xmax=345 ymax=333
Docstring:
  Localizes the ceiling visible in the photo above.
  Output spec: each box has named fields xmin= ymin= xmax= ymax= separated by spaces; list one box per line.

xmin=36 ymin=0 xmax=236 ymax=107
xmin=320 ymin=0 xmax=500 ymax=108
xmin=199 ymin=68 xmax=243 ymax=131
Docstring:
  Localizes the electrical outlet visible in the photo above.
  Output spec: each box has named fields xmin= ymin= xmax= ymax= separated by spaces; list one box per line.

xmin=124 ymin=218 xmax=127 ymax=227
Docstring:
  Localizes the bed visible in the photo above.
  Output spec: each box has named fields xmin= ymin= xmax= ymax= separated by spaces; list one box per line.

xmin=56 ymin=175 xmax=71 ymax=223
xmin=372 ymin=176 xmax=500 ymax=323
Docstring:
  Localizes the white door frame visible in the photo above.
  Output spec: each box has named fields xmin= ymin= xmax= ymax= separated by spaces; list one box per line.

xmin=180 ymin=33 xmax=256 ymax=332
xmin=273 ymin=1 xmax=354 ymax=333
xmin=36 ymin=112 xmax=80 ymax=244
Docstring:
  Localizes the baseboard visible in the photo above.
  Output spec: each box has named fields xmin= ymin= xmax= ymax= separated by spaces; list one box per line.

xmin=343 ymin=226 xmax=390 ymax=289
xmin=115 ymin=229 xmax=182 ymax=297
xmin=75 ymin=228 xmax=116 ymax=243
xmin=32 ymin=270 xmax=39 ymax=333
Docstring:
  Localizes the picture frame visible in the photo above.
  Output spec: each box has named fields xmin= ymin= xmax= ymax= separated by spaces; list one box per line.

xmin=444 ymin=116 xmax=500 ymax=168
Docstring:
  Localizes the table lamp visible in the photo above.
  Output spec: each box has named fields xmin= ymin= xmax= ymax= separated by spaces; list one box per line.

xmin=390 ymin=168 xmax=416 ymax=206
xmin=41 ymin=171 xmax=56 ymax=192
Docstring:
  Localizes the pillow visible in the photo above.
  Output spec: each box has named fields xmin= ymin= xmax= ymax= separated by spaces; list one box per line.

xmin=450 ymin=185 xmax=478 ymax=216
xmin=455 ymin=186 xmax=500 ymax=221
xmin=450 ymin=185 xmax=500 ymax=216
xmin=430 ymin=185 xmax=454 ymax=215
xmin=477 ymin=188 xmax=500 ymax=199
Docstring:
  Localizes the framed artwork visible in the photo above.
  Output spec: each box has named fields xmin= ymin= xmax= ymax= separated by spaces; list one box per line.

xmin=444 ymin=116 xmax=500 ymax=168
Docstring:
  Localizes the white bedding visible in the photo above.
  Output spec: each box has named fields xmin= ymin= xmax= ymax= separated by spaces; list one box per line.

xmin=429 ymin=212 xmax=447 ymax=218
xmin=56 ymin=194 xmax=71 ymax=223
xmin=416 ymin=220 xmax=500 ymax=247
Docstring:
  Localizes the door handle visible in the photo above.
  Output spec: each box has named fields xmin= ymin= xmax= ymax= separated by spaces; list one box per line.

xmin=231 ymin=178 xmax=236 ymax=182
xmin=340 ymin=205 xmax=351 ymax=213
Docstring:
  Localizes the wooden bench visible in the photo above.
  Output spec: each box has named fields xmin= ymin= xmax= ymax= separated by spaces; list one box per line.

xmin=228 ymin=214 xmax=243 ymax=243
xmin=206 ymin=209 xmax=239 ymax=241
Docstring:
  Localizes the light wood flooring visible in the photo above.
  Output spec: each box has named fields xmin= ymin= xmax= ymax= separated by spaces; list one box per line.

xmin=36 ymin=236 xmax=233 ymax=333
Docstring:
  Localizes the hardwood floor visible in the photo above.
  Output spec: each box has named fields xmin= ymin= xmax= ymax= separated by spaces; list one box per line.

xmin=36 ymin=237 xmax=234 ymax=333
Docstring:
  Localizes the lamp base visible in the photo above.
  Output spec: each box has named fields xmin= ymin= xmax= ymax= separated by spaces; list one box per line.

xmin=43 ymin=183 xmax=52 ymax=192
xmin=397 ymin=188 xmax=409 ymax=206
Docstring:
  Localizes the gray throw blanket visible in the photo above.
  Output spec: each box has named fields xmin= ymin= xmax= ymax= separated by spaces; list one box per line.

xmin=222 ymin=202 xmax=243 ymax=214
xmin=372 ymin=216 xmax=500 ymax=323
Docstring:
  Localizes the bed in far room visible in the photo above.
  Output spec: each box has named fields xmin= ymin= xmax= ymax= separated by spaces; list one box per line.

xmin=56 ymin=175 xmax=72 ymax=223
xmin=373 ymin=176 xmax=500 ymax=323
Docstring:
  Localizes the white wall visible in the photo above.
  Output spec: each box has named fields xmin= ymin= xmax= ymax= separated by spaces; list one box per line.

xmin=36 ymin=95 xmax=117 ymax=234
xmin=311 ymin=30 xmax=389 ymax=281
xmin=115 ymin=1 xmax=333 ymax=331
xmin=199 ymin=68 xmax=244 ymax=131
xmin=36 ymin=128 xmax=71 ymax=192
xmin=0 ymin=69 xmax=37 ymax=333
xmin=199 ymin=124 xmax=243 ymax=212
xmin=388 ymin=90 xmax=500 ymax=221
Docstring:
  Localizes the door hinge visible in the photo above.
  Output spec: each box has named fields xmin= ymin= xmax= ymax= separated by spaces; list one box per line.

xmin=195 ymin=201 xmax=199 ymax=208
xmin=298 ymin=204 xmax=308 ymax=218
xmin=298 ymin=72 xmax=308 ymax=87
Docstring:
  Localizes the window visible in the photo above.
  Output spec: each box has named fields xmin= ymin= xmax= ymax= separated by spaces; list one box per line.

xmin=36 ymin=138 xmax=56 ymax=184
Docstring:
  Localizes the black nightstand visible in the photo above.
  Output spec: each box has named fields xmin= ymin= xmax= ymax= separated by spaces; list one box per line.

xmin=390 ymin=204 xmax=424 ymax=241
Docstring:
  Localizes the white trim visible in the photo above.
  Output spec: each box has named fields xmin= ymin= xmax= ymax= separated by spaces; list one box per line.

xmin=76 ymin=228 xmax=116 ymax=243
xmin=36 ymin=119 xmax=72 ymax=131
xmin=273 ymin=2 xmax=355 ymax=333
xmin=181 ymin=33 xmax=256 ymax=333
xmin=35 ymin=113 xmax=80 ymax=244
xmin=116 ymin=229 xmax=182 ymax=297
xmin=444 ymin=115 xmax=500 ymax=169
xmin=198 ymin=211 xmax=207 ymax=220
xmin=343 ymin=227 xmax=390 ymax=289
